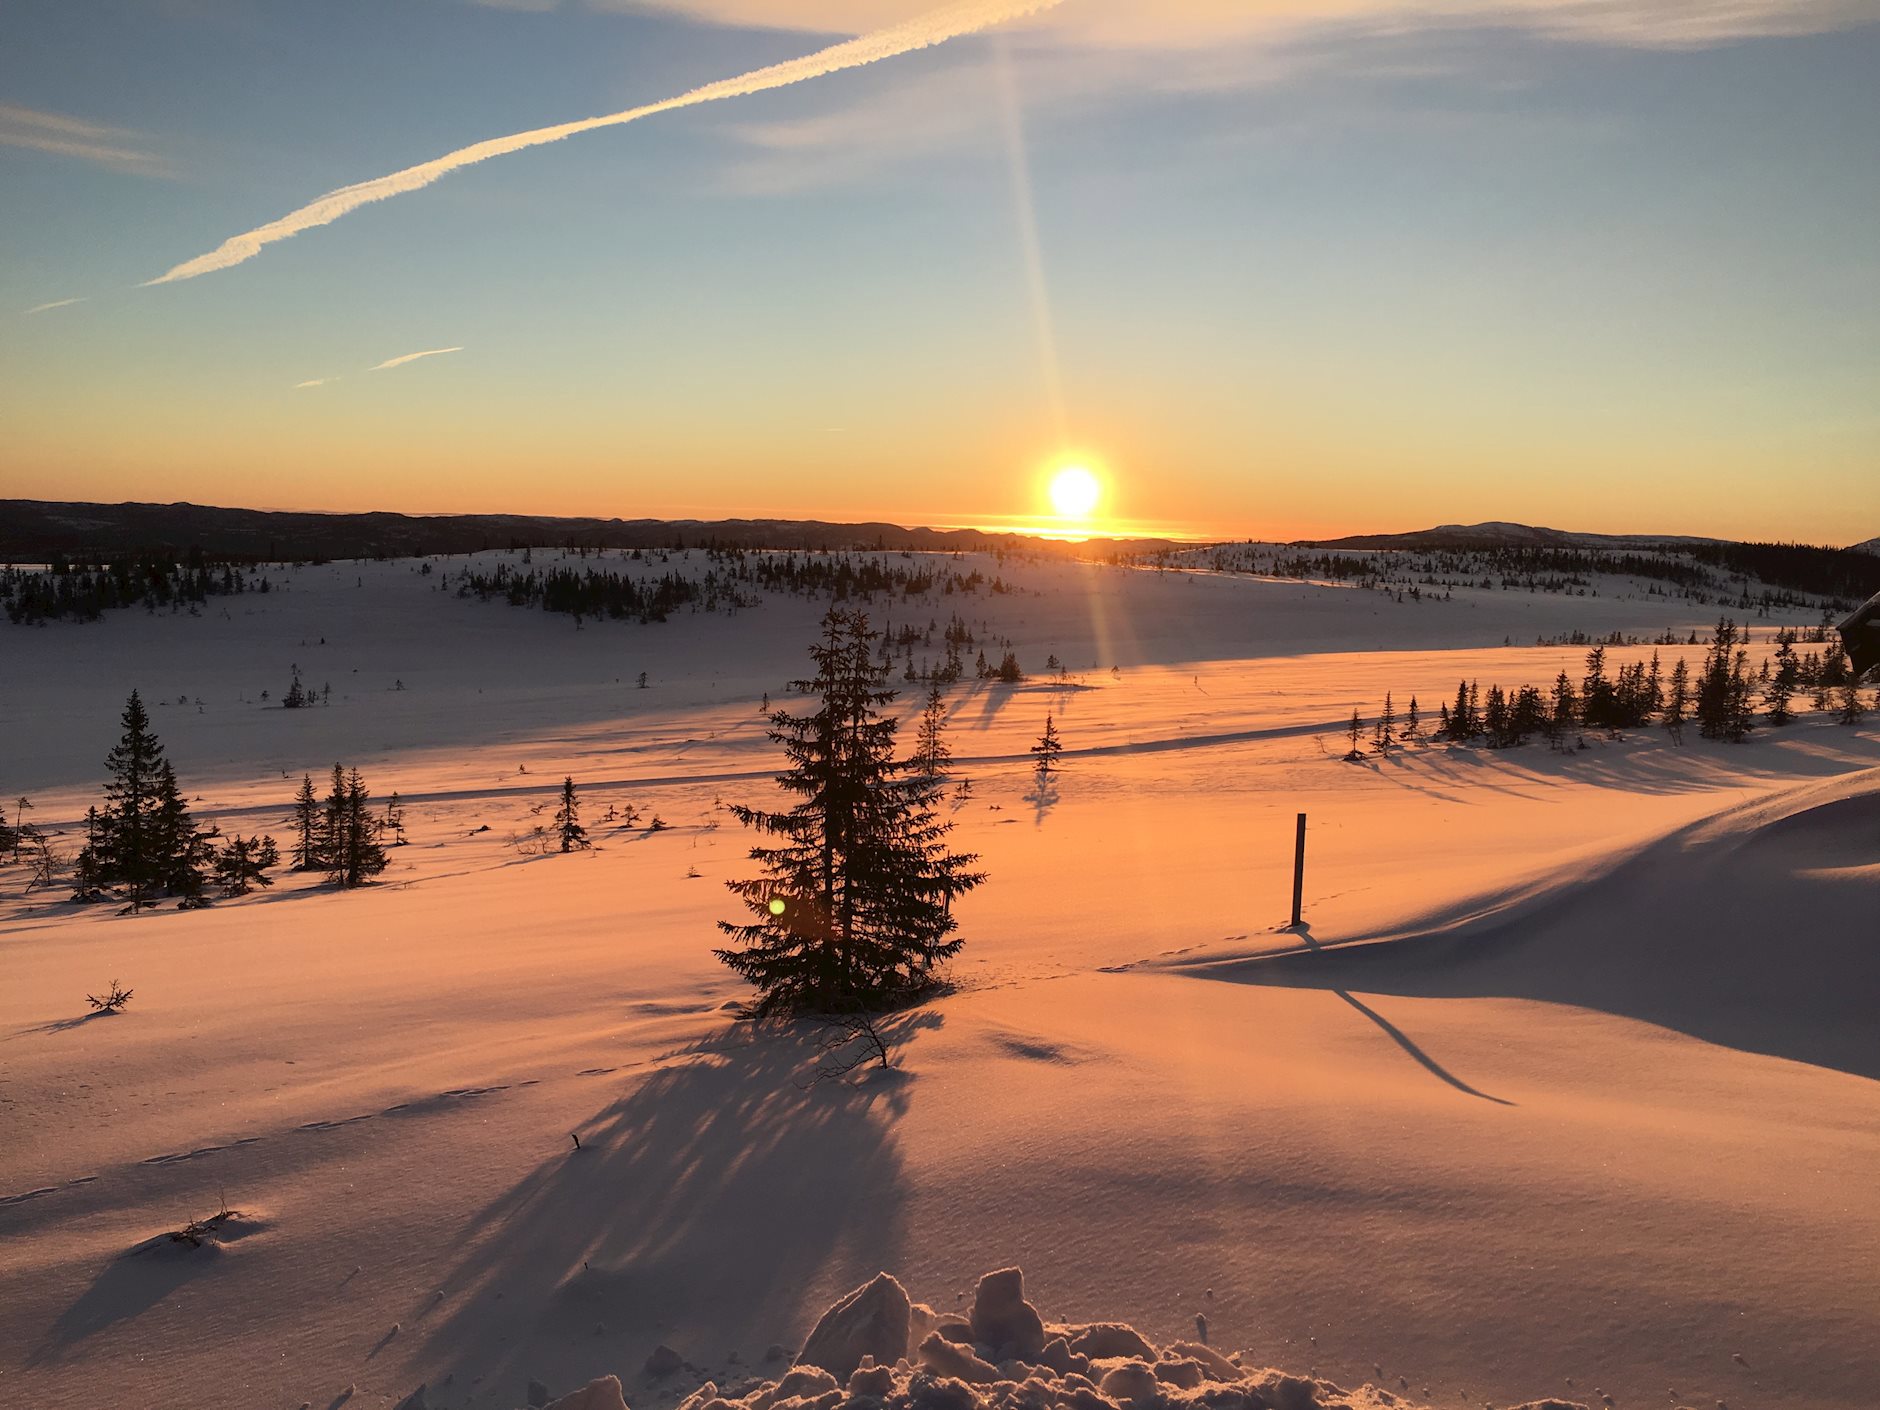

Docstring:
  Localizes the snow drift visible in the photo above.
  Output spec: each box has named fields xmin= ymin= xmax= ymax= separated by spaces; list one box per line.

xmin=522 ymin=1268 xmax=1586 ymax=1410
xmin=1166 ymin=770 xmax=1880 ymax=1080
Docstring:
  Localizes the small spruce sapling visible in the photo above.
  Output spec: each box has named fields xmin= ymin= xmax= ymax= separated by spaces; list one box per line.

xmin=555 ymin=776 xmax=590 ymax=852
xmin=86 ymin=979 xmax=134 ymax=1013
xmin=1031 ymin=712 xmax=1062 ymax=779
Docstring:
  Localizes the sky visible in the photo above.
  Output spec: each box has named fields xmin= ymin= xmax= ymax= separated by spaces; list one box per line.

xmin=1 ymin=0 xmax=1877 ymax=543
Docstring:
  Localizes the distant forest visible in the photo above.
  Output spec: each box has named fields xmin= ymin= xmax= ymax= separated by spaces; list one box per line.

xmin=454 ymin=548 xmax=1009 ymax=624
xmin=1165 ymin=541 xmax=1880 ymax=614
xmin=2 ymin=553 xmax=273 ymax=625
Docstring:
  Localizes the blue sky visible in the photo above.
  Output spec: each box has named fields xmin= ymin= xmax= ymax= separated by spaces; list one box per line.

xmin=2 ymin=0 xmax=1876 ymax=540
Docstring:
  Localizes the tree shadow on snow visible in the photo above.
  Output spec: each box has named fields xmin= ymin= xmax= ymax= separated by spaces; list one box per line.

xmin=1025 ymin=775 xmax=1060 ymax=827
xmin=415 ymin=1013 xmax=935 ymax=1405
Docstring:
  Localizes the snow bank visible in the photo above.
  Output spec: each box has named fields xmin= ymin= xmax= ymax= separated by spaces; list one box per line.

xmin=525 ymin=1270 xmax=1587 ymax=1410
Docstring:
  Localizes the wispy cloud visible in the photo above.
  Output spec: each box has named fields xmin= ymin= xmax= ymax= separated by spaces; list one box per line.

xmin=24 ymin=296 xmax=87 ymax=315
xmin=619 ymin=0 xmax=1874 ymax=49
xmin=369 ymin=347 xmax=465 ymax=371
xmin=295 ymin=346 xmax=465 ymax=388
xmin=143 ymin=0 xmax=1067 ymax=285
xmin=0 ymin=103 xmax=169 ymax=175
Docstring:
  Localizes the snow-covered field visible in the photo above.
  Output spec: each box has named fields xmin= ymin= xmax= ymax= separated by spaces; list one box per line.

xmin=3 ymin=551 xmax=1876 ymax=1410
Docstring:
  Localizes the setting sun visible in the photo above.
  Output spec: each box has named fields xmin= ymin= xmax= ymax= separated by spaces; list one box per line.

xmin=1048 ymin=464 xmax=1102 ymax=519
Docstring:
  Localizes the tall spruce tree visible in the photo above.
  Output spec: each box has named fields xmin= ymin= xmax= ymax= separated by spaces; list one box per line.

xmin=87 ymin=691 xmax=165 ymax=910
xmin=716 ymin=609 xmax=984 ymax=1014
xmin=1664 ymin=658 xmax=1691 ymax=744
xmin=324 ymin=766 xmax=388 ymax=887
xmin=320 ymin=763 xmax=348 ymax=870
xmin=152 ymin=760 xmax=215 ymax=906
xmin=290 ymin=773 xmax=322 ymax=871
xmin=1765 ymin=628 xmax=1799 ymax=724
xmin=1372 ymin=692 xmax=1397 ymax=754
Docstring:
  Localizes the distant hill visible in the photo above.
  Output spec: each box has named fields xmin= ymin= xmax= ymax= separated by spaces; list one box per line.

xmin=1301 ymin=521 xmax=1722 ymax=552
xmin=1291 ymin=520 xmax=1880 ymax=604
xmin=0 ymin=499 xmax=1175 ymax=561
xmin=1851 ymin=537 xmax=1880 ymax=557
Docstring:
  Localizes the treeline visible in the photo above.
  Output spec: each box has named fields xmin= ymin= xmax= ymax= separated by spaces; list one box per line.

xmin=457 ymin=563 xmax=748 ymax=623
xmin=1683 ymin=541 xmax=1880 ymax=604
xmin=457 ymin=549 xmax=1010 ymax=625
xmin=1163 ymin=541 xmax=1877 ymax=613
xmin=3 ymin=553 xmax=272 ymax=625
xmin=1346 ymin=621 xmax=1870 ymax=758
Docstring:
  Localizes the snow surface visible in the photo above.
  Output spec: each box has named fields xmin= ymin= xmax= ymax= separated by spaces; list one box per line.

xmin=2 ymin=551 xmax=1876 ymax=1410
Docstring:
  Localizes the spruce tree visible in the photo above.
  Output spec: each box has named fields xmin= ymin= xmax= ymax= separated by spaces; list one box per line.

xmin=1372 ymin=692 xmax=1396 ymax=754
xmin=70 ymin=807 xmax=106 ymax=900
xmin=1664 ymin=658 xmax=1691 ymax=744
xmin=1581 ymin=646 xmax=1615 ymax=729
xmin=383 ymin=791 xmax=407 ymax=846
xmin=214 ymin=835 xmax=280 ymax=897
xmin=1403 ymin=695 xmax=1420 ymax=737
xmin=1765 ymin=628 xmax=1799 ymax=725
xmin=89 ymin=690 xmax=165 ymax=911
xmin=1032 ymin=713 xmax=1063 ymax=779
xmin=554 ymin=776 xmax=589 ymax=852
xmin=913 ymin=682 xmax=952 ymax=778
xmin=1549 ymin=672 xmax=1578 ymax=742
xmin=290 ymin=773 xmax=322 ymax=870
xmin=716 ymin=609 xmax=984 ymax=1014
xmin=1837 ymin=679 xmax=1867 ymax=726
xmin=152 ymin=760 xmax=215 ymax=905
xmin=325 ymin=766 xmax=388 ymax=887
xmin=1696 ymin=618 xmax=1740 ymax=739
xmin=1345 ymin=709 xmax=1365 ymax=760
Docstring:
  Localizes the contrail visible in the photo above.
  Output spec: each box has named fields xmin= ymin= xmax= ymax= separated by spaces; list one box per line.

xmin=370 ymin=346 xmax=463 ymax=371
xmin=146 ymin=0 xmax=1065 ymax=286
xmin=25 ymin=297 xmax=86 ymax=315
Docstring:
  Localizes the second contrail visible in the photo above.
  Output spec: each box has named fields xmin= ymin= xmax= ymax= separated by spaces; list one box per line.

xmin=146 ymin=0 xmax=1067 ymax=286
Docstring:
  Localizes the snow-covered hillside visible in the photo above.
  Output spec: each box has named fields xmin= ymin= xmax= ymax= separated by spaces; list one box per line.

xmin=2 ymin=550 xmax=1876 ymax=1410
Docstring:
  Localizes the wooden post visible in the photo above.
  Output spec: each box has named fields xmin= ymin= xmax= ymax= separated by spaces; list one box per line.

xmin=1290 ymin=812 xmax=1307 ymax=928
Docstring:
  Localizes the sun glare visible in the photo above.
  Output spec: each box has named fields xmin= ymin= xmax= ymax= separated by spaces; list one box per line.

xmin=1048 ymin=464 xmax=1102 ymax=520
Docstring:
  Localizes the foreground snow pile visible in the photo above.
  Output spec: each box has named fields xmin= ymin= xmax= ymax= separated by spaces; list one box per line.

xmin=524 ymin=1270 xmax=1588 ymax=1410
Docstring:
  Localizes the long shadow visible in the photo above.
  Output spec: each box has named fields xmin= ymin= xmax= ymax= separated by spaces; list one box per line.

xmin=30 ymin=1252 xmax=213 ymax=1359
xmin=1333 ymin=991 xmax=1513 ymax=1106
xmin=1281 ymin=925 xmax=1514 ymax=1106
xmin=414 ymin=1014 xmax=934 ymax=1408
xmin=1201 ymin=781 xmax=1880 ymax=1082
xmin=5 ymin=1010 xmax=115 ymax=1040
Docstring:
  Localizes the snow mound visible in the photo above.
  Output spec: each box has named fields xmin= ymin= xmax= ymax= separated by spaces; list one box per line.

xmin=524 ymin=1270 xmax=1586 ymax=1410
xmin=1166 ymin=772 xmax=1880 ymax=1081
